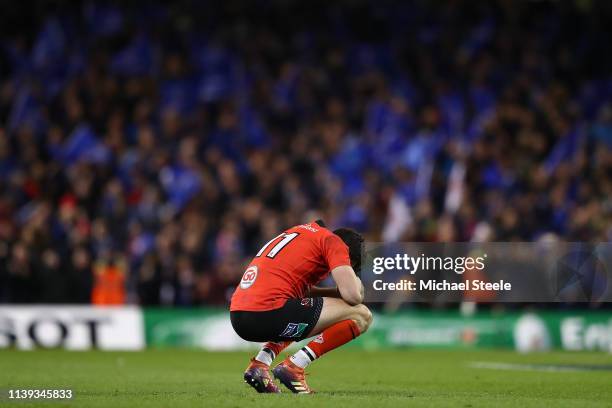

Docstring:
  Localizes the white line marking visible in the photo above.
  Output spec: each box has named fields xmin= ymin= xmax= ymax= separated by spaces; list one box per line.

xmin=470 ymin=362 xmax=595 ymax=373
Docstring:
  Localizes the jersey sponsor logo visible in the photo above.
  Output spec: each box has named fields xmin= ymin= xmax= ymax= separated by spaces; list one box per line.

xmin=300 ymin=298 xmax=314 ymax=307
xmin=297 ymin=223 xmax=318 ymax=232
xmin=279 ymin=322 xmax=309 ymax=338
xmin=240 ymin=266 xmax=258 ymax=289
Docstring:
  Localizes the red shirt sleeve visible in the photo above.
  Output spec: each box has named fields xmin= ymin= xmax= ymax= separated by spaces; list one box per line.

xmin=322 ymin=234 xmax=351 ymax=270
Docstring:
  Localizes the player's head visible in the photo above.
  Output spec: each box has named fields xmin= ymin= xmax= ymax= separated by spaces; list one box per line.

xmin=333 ymin=228 xmax=364 ymax=273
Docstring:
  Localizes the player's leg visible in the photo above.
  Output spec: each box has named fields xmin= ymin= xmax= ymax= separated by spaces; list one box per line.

xmin=291 ymin=297 xmax=372 ymax=367
xmin=244 ymin=341 xmax=291 ymax=393
xmin=273 ymin=298 xmax=372 ymax=393
xmin=308 ymin=297 xmax=373 ymax=336
xmin=253 ymin=341 xmax=293 ymax=366
xmin=231 ymin=310 xmax=288 ymax=393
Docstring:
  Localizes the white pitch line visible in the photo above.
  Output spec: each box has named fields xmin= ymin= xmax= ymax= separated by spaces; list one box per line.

xmin=469 ymin=361 xmax=591 ymax=373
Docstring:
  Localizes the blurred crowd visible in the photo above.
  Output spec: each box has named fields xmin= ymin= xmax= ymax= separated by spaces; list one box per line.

xmin=0 ymin=0 xmax=611 ymax=305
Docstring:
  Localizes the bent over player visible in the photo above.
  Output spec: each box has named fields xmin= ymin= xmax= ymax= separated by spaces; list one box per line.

xmin=230 ymin=220 xmax=372 ymax=394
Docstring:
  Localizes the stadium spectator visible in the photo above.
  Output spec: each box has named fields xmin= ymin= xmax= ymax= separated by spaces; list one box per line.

xmin=0 ymin=0 xmax=611 ymax=305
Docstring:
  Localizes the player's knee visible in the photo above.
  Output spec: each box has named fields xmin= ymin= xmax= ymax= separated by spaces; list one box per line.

xmin=361 ymin=305 xmax=373 ymax=332
xmin=351 ymin=304 xmax=373 ymax=333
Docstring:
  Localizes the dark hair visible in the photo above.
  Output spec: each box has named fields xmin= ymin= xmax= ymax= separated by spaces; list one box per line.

xmin=333 ymin=228 xmax=364 ymax=273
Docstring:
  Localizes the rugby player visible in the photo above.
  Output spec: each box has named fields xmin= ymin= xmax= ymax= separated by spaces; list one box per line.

xmin=230 ymin=220 xmax=372 ymax=394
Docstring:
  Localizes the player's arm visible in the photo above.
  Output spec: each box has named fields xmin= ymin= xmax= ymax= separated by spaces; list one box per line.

xmin=307 ymin=286 xmax=342 ymax=298
xmin=331 ymin=265 xmax=364 ymax=305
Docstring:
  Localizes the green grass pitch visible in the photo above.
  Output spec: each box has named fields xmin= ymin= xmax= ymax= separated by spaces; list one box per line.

xmin=1 ymin=349 xmax=612 ymax=407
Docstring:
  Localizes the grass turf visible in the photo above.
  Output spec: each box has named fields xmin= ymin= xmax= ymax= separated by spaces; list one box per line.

xmin=1 ymin=349 xmax=611 ymax=407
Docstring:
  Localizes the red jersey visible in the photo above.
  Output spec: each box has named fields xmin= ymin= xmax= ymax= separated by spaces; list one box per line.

xmin=230 ymin=221 xmax=351 ymax=311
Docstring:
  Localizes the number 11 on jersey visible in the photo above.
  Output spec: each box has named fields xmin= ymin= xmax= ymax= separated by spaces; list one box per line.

xmin=255 ymin=232 xmax=299 ymax=258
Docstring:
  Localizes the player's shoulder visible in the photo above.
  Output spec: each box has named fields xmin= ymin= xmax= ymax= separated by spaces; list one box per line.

xmin=288 ymin=220 xmax=334 ymax=237
xmin=288 ymin=221 xmax=347 ymax=253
